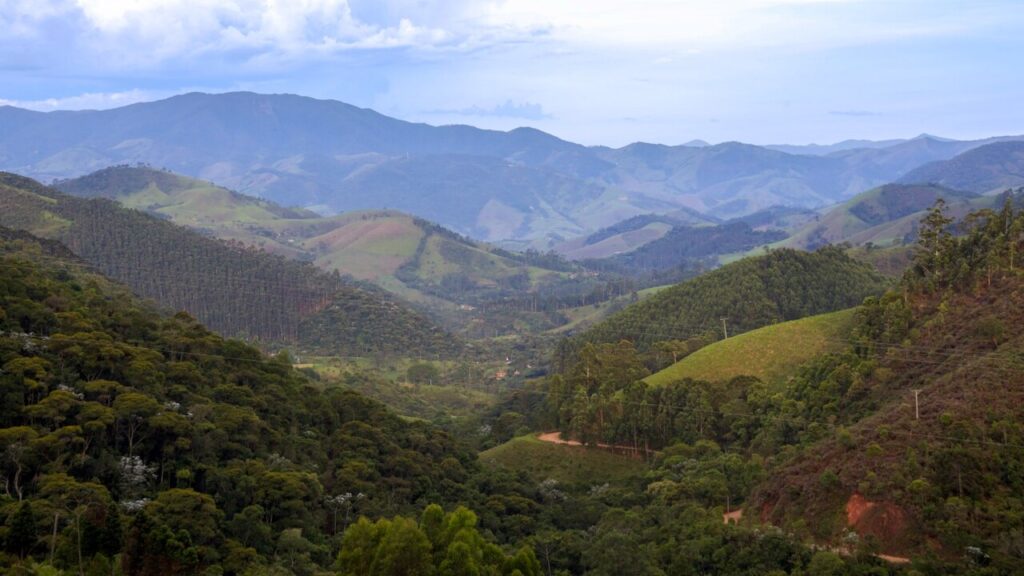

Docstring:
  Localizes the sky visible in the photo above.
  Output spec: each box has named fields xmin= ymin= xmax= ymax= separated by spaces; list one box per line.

xmin=2 ymin=0 xmax=1023 ymax=147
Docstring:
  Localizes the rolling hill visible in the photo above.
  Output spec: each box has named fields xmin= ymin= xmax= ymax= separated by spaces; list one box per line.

xmin=5 ymin=92 xmax=1022 ymax=246
xmin=559 ymin=247 xmax=889 ymax=364
xmin=784 ymin=183 xmax=986 ymax=250
xmin=596 ymin=221 xmax=788 ymax=271
xmin=897 ymin=140 xmax=1024 ymax=193
xmin=0 ymin=172 xmax=460 ymax=357
xmin=54 ymin=166 xmax=597 ymax=311
xmin=644 ymin=308 xmax=857 ymax=387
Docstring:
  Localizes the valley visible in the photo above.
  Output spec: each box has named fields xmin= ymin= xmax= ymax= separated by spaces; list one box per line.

xmin=3 ymin=94 xmax=1024 ymax=576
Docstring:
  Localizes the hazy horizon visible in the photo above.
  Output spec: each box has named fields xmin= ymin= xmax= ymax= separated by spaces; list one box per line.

xmin=3 ymin=0 xmax=1024 ymax=147
xmin=3 ymin=88 xmax=1019 ymax=150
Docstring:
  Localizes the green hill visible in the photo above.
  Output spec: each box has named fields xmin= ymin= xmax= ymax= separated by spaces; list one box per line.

xmin=480 ymin=434 xmax=646 ymax=485
xmin=54 ymin=166 xmax=619 ymax=336
xmin=559 ymin=247 xmax=889 ymax=365
xmin=0 ymin=172 xmax=460 ymax=357
xmin=645 ymin=308 xmax=857 ymax=387
xmin=785 ymin=183 xmax=985 ymax=250
xmin=0 ymin=230 xmax=578 ymax=576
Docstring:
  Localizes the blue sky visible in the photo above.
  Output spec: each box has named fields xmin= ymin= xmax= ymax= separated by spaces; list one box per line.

xmin=2 ymin=0 xmax=1023 ymax=147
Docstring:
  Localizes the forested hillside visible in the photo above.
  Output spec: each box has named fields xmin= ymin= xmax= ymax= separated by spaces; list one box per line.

xmin=0 ymin=230 xmax=543 ymax=574
xmin=751 ymin=199 xmax=1024 ymax=561
xmin=52 ymin=166 xmax=628 ymax=338
xmin=558 ymin=247 xmax=889 ymax=369
xmin=0 ymin=172 xmax=459 ymax=357
xmin=519 ymin=199 xmax=1024 ymax=571
xmin=597 ymin=221 xmax=787 ymax=271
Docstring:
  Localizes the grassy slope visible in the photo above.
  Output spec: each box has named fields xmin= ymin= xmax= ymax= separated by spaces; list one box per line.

xmin=302 ymin=212 xmax=424 ymax=280
xmin=645 ymin=308 xmax=857 ymax=387
xmin=480 ymin=434 xmax=646 ymax=485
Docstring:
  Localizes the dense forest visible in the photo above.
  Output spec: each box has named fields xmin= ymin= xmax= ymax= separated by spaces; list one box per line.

xmin=0 ymin=229 xmax=533 ymax=574
xmin=0 ymin=173 xmax=460 ymax=358
xmin=0 ymin=227 xmax=917 ymax=576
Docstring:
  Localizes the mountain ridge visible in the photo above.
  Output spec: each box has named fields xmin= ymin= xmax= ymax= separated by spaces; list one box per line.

xmin=5 ymin=91 xmax=1024 ymax=246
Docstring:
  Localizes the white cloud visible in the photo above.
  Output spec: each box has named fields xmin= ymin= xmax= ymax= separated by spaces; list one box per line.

xmin=4 ymin=0 xmax=465 ymax=68
xmin=0 ymin=89 xmax=164 ymax=111
xmin=4 ymin=0 xmax=996 ymax=72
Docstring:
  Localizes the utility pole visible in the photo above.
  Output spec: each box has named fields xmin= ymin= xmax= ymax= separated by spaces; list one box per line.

xmin=912 ymin=389 xmax=922 ymax=420
xmin=721 ymin=317 xmax=728 ymax=339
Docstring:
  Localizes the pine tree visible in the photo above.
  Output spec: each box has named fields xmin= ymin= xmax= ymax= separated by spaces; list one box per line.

xmin=914 ymin=198 xmax=955 ymax=286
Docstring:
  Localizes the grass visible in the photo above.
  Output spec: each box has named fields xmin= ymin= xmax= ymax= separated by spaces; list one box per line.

xmin=305 ymin=215 xmax=423 ymax=280
xmin=479 ymin=434 xmax=646 ymax=485
xmin=645 ymin=308 xmax=858 ymax=387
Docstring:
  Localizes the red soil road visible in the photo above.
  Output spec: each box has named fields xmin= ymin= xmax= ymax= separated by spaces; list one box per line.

xmin=535 ymin=432 xmax=653 ymax=456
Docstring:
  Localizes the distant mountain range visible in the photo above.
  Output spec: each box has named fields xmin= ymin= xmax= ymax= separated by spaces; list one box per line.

xmin=2 ymin=91 xmax=1022 ymax=247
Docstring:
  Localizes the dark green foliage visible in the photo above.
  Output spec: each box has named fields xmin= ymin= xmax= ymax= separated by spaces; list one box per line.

xmin=337 ymin=505 xmax=541 ymax=576
xmin=0 ymin=232 xmax=478 ymax=573
xmin=406 ymin=363 xmax=441 ymax=384
xmin=5 ymin=501 xmax=37 ymax=558
xmin=0 ymin=172 xmax=461 ymax=357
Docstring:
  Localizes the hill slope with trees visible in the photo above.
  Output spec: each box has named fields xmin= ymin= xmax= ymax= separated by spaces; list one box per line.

xmin=557 ymin=247 xmax=889 ymax=369
xmin=0 ymin=172 xmax=460 ymax=357
xmin=529 ymin=199 xmax=1024 ymax=570
xmin=748 ymin=198 xmax=1024 ymax=561
xmin=0 ymin=229 xmax=546 ymax=574
xmin=52 ymin=166 xmax=626 ymax=338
